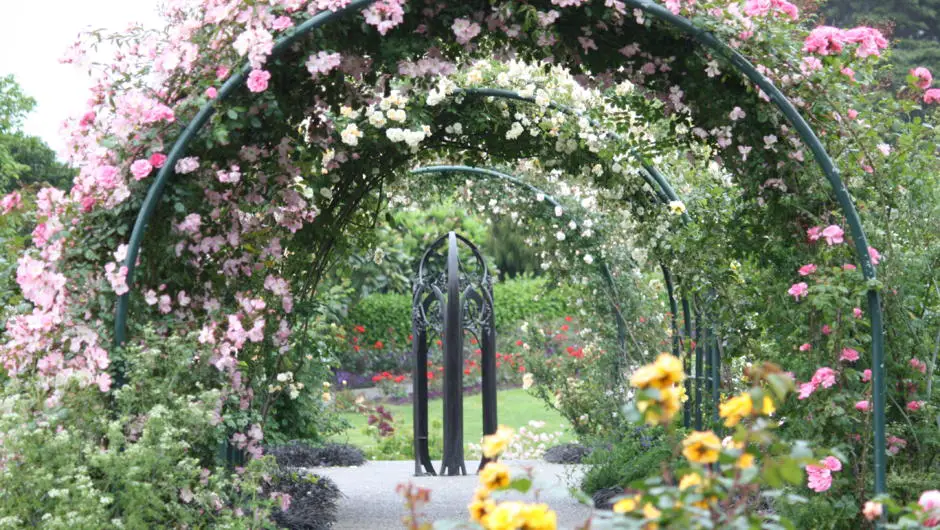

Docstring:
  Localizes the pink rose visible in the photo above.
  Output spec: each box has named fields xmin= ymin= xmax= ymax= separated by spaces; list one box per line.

xmin=925 ymin=89 xmax=940 ymax=105
xmin=806 ymin=464 xmax=833 ymax=492
xmin=788 ymin=282 xmax=809 ymax=300
xmin=855 ymin=400 xmax=870 ymax=412
xmin=821 ymin=224 xmax=844 ymax=245
xmin=840 ymin=347 xmax=860 ymax=363
xmin=910 ymin=358 xmax=927 ymax=374
xmin=811 ymin=367 xmax=837 ymax=388
xmin=798 ymin=264 xmax=817 ymax=276
xmin=843 ymin=263 xmax=857 ymax=271
xmin=822 ymin=325 xmax=832 ymax=335
xmin=799 ymin=343 xmax=812 ymax=352
xmin=847 ymin=109 xmax=859 ymax=120
xmin=205 ymin=86 xmax=218 ymax=98
xmin=906 ymin=400 xmax=924 ymax=412
xmin=868 ymin=246 xmax=881 ymax=265
xmin=862 ymin=369 xmax=872 ymax=382
xmin=803 ymin=26 xmax=846 ymax=56
xmin=853 ymin=307 xmax=863 ymax=319
xmin=246 ymin=69 xmax=271 ymax=93
xmin=807 ymin=226 xmax=823 ymax=241
xmin=149 ymin=153 xmax=168 ymax=168
xmin=822 ymin=456 xmax=842 ymax=471
xmin=911 ymin=67 xmax=933 ymax=90
xmin=863 ymin=501 xmax=883 ymax=521
xmin=798 ymin=382 xmax=817 ymax=400
xmin=919 ymin=490 xmax=940 ymax=527
xmin=130 ymin=159 xmax=153 ymax=181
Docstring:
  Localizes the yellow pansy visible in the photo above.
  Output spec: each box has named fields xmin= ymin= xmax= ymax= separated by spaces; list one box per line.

xmin=479 ymin=462 xmax=511 ymax=490
xmin=613 ymin=495 xmax=641 ymax=513
xmin=630 ymin=353 xmax=684 ymax=390
xmin=760 ymin=395 xmax=776 ymax=415
xmin=719 ymin=393 xmax=753 ymax=427
xmin=682 ymin=431 xmax=722 ymax=464
xmin=481 ymin=425 xmax=514 ymax=459
xmin=678 ymin=473 xmax=703 ymax=491
xmin=736 ymin=452 xmax=755 ymax=469
xmin=643 ymin=502 xmax=662 ymax=519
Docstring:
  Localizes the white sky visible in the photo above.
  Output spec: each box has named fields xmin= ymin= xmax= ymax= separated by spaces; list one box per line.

xmin=0 ymin=0 xmax=163 ymax=157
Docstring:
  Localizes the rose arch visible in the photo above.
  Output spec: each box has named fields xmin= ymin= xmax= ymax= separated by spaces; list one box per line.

xmin=3 ymin=0 xmax=907 ymax=520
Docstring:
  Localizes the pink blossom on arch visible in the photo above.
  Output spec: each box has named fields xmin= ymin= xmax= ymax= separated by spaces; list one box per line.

xmin=205 ymin=86 xmax=218 ymax=99
xmin=130 ymin=159 xmax=153 ymax=180
xmin=919 ymin=490 xmax=940 ymax=526
xmin=843 ymin=263 xmax=857 ymax=271
xmin=853 ymin=307 xmax=863 ymax=319
xmin=906 ymin=400 xmax=924 ymax=412
xmin=821 ymin=225 xmax=844 ymax=245
xmin=868 ymin=246 xmax=881 ymax=265
xmin=452 ymin=18 xmax=482 ymax=45
xmin=246 ymin=69 xmax=271 ymax=93
xmin=887 ymin=436 xmax=907 ymax=454
xmin=271 ymin=16 xmax=294 ymax=31
xmin=729 ymin=106 xmax=746 ymax=121
xmin=801 ymin=56 xmax=823 ymax=74
xmin=822 ymin=324 xmax=832 ymax=335
xmin=910 ymin=358 xmax=927 ymax=374
xmin=862 ymin=369 xmax=872 ymax=382
xmin=855 ymin=400 xmax=870 ymax=412
xmin=840 ymin=347 xmax=860 ymax=363
xmin=1 ymin=191 xmax=22 ymax=214
xmin=306 ymin=51 xmax=342 ymax=79
xmin=911 ymin=67 xmax=933 ymax=90
xmin=149 ymin=153 xmax=168 ymax=168
xmin=175 ymin=156 xmax=199 ymax=174
xmin=799 ymin=343 xmax=812 ymax=352
xmin=926 ymin=89 xmax=940 ymax=104
xmin=104 ymin=262 xmax=129 ymax=295
xmin=178 ymin=213 xmax=202 ymax=234
xmin=788 ymin=282 xmax=808 ymax=300
xmin=798 ymin=263 xmax=817 ymax=276
xmin=363 ymin=0 xmax=405 ymax=35
xmin=803 ymin=26 xmax=845 ymax=56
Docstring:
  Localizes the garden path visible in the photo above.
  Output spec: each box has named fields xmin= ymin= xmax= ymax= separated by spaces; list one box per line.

xmin=315 ymin=460 xmax=594 ymax=529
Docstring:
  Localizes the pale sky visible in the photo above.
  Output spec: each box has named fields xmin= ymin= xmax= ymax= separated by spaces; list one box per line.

xmin=0 ymin=0 xmax=163 ymax=157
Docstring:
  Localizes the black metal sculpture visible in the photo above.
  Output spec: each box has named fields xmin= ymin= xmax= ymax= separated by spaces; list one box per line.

xmin=411 ymin=232 xmax=497 ymax=476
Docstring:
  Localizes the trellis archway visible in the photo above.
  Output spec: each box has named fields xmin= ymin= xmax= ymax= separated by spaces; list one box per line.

xmin=108 ymin=0 xmax=887 ymax=500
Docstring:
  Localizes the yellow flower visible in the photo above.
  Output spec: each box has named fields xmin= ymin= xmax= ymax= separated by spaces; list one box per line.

xmin=479 ymin=462 xmax=511 ymax=490
xmin=678 ymin=473 xmax=703 ymax=491
xmin=469 ymin=496 xmax=495 ymax=523
xmin=719 ymin=393 xmax=753 ymax=427
xmin=481 ymin=501 xmax=556 ymax=530
xmin=643 ymin=502 xmax=662 ymax=520
xmin=668 ymin=200 xmax=687 ymax=215
xmin=630 ymin=353 xmax=684 ymax=390
xmin=759 ymin=395 xmax=775 ymax=416
xmin=682 ymin=431 xmax=722 ymax=464
xmin=482 ymin=425 xmax=514 ymax=459
xmin=736 ymin=453 xmax=755 ymax=469
xmin=613 ymin=495 xmax=640 ymax=513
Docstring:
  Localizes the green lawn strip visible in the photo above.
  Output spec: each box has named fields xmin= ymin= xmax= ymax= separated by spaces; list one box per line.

xmin=329 ymin=388 xmax=573 ymax=453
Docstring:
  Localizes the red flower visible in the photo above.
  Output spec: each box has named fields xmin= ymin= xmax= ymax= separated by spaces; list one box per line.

xmin=565 ymin=316 xmax=573 ymax=322
xmin=515 ymin=340 xmax=524 ymax=346
xmin=470 ymin=338 xmax=478 ymax=345
xmin=464 ymin=368 xmax=471 ymax=375
xmin=354 ymin=325 xmax=366 ymax=333
xmin=374 ymin=340 xmax=384 ymax=349
xmin=436 ymin=339 xmax=443 ymax=347
xmin=408 ymin=334 xmax=414 ymax=341
xmin=427 ymin=371 xmax=435 ymax=379
xmin=394 ymin=375 xmax=406 ymax=383
xmin=372 ymin=374 xmax=383 ymax=382
xmin=561 ymin=324 xmax=569 ymax=331
xmin=353 ymin=345 xmax=361 ymax=352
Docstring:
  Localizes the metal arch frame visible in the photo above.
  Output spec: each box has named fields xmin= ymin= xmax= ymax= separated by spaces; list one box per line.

xmin=111 ymin=0 xmax=887 ymax=497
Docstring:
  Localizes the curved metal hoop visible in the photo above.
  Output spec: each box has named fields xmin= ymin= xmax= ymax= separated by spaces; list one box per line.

xmin=111 ymin=0 xmax=885 ymax=497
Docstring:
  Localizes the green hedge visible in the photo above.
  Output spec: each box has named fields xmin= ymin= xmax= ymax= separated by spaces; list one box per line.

xmin=346 ymin=277 xmax=577 ymax=347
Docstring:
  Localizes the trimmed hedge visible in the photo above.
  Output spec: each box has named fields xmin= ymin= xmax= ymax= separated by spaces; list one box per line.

xmin=346 ymin=276 xmax=578 ymax=347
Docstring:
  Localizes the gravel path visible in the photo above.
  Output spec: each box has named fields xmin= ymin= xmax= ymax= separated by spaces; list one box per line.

xmin=314 ymin=460 xmax=595 ymax=529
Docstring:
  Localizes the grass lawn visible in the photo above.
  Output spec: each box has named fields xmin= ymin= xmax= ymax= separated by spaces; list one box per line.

xmin=329 ymin=388 xmax=573 ymax=452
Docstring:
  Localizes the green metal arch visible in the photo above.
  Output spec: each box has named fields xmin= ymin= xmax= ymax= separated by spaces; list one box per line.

xmin=410 ymin=164 xmax=638 ymax=364
xmin=112 ymin=0 xmax=887 ymax=497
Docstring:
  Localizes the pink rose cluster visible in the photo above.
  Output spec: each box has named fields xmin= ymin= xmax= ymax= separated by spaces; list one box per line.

xmin=806 ymin=456 xmax=842 ymax=492
xmin=910 ymin=67 xmax=940 ymax=104
xmin=803 ymin=25 xmax=888 ymax=58
xmin=743 ymin=0 xmax=799 ymax=21
xmin=920 ymin=490 xmax=940 ymax=527
xmin=798 ymin=367 xmax=837 ymax=399
xmin=1 ymin=191 xmax=22 ymax=214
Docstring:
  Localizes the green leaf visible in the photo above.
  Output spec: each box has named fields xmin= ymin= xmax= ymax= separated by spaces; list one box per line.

xmin=508 ymin=477 xmax=531 ymax=493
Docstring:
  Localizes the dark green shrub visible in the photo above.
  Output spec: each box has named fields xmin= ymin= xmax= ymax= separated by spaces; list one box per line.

xmin=268 ymin=471 xmax=341 ymax=530
xmin=267 ymin=442 xmax=365 ymax=468
xmin=580 ymin=427 xmax=675 ymax=495
xmin=543 ymin=443 xmax=591 ymax=464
